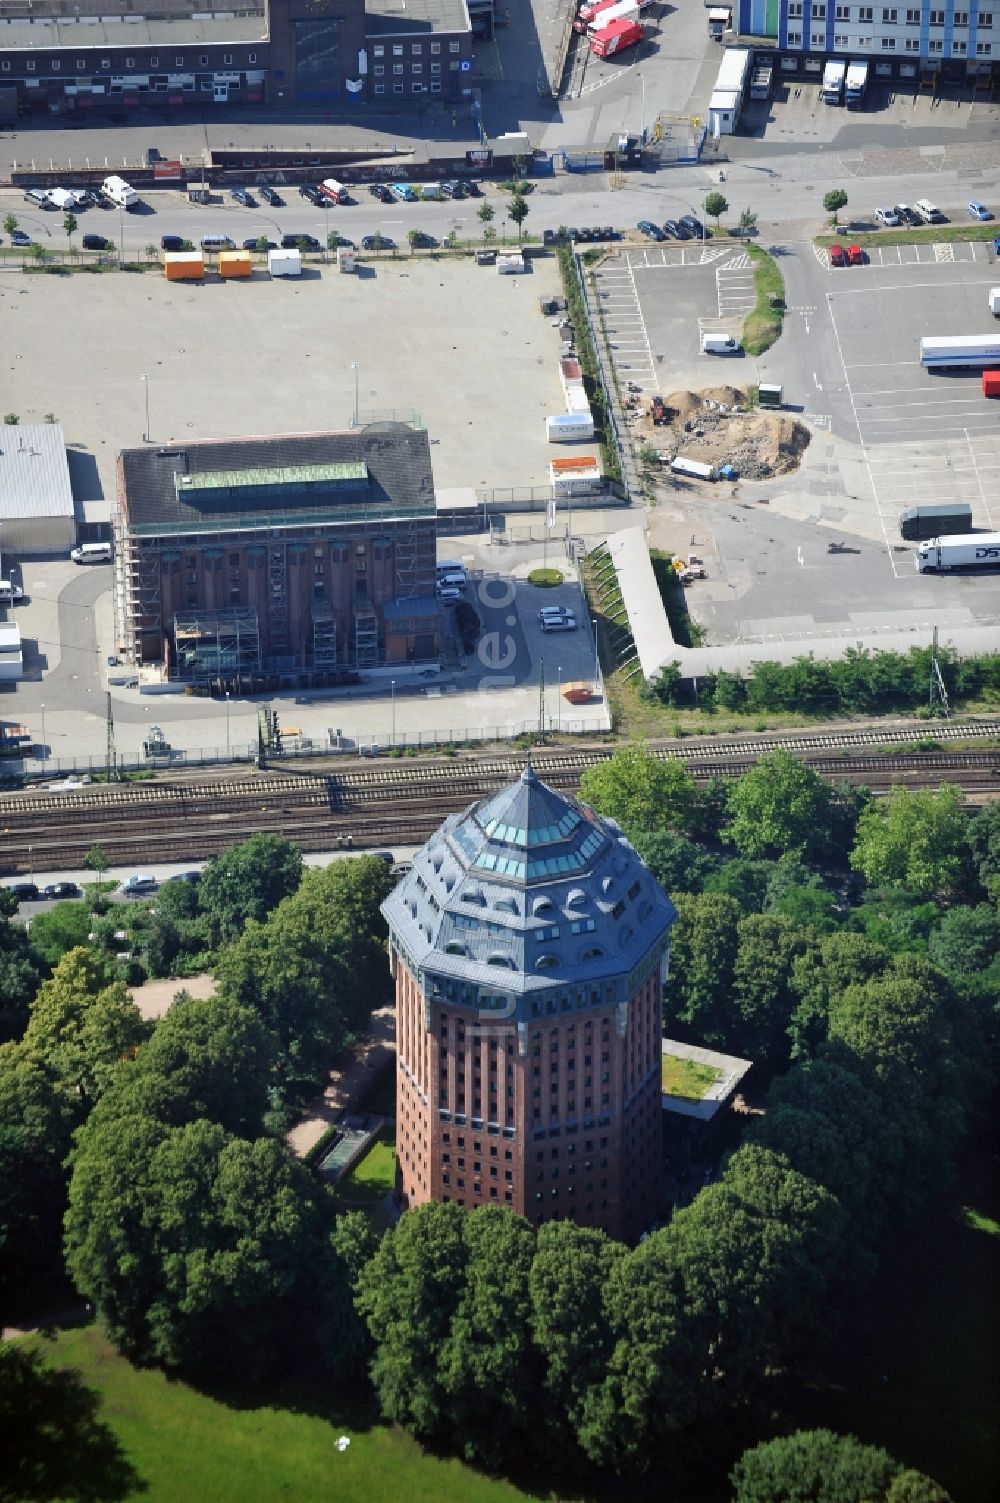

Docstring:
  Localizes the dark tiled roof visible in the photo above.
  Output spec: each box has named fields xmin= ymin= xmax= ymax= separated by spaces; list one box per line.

xmin=120 ymin=425 xmax=435 ymax=534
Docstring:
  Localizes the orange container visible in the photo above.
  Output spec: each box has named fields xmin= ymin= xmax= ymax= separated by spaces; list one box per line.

xmin=982 ymin=369 xmax=1000 ymax=397
xmin=163 ymin=252 xmax=204 ymax=280
xmin=218 ymin=250 xmax=252 ymax=279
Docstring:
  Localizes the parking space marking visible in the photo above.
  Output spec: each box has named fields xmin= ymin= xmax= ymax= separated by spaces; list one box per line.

xmin=935 ymin=243 xmax=956 ymax=263
xmin=716 ymin=265 xmax=756 ymax=319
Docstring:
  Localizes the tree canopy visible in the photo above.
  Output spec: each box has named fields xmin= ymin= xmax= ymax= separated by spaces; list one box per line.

xmin=723 ymin=749 xmax=843 ymax=859
xmin=579 ymin=744 xmax=699 ymax=838
xmin=198 ymin=833 xmax=304 ymax=947
xmin=850 ymin=785 xmax=969 ymax=898
xmin=731 ymin=1428 xmax=951 ymax=1503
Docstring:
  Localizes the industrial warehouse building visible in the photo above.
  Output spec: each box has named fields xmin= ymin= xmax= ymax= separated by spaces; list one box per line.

xmin=113 ymin=423 xmax=441 ymax=682
xmin=0 ymin=0 xmax=481 ymax=118
xmin=0 ymin=423 xmax=76 ymax=557
xmin=381 ymin=764 xmax=677 ymax=1242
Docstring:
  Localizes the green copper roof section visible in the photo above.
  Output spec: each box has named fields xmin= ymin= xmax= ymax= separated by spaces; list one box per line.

xmin=177 ymin=462 xmax=368 ymax=494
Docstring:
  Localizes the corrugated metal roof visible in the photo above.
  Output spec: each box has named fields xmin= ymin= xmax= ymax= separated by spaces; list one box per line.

xmin=601 ymin=527 xmax=675 ymax=684
xmin=0 ymin=425 xmax=75 ymax=523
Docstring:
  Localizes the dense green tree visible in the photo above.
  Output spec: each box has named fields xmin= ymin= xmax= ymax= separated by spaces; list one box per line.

xmin=730 ymin=1427 xmax=948 ymax=1503
xmin=663 ymin=892 xmax=742 ymax=1046
xmin=631 ymin=829 xmax=715 ymax=896
xmin=438 ymin=1208 xmax=539 ymax=1465
xmin=927 ymin=903 xmax=1000 ymax=976
xmin=731 ymin=913 xmax=813 ymax=1069
xmin=702 ymin=858 xmax=773 ymax=913
xmin=723 ymin=750 xmax=842 ymax=860
xmin=850 ymin=785 xmax=969 ymax=898
xmin=765 ymin=853 xmax=839 ymax=932
xmin=22 ymin=948 xmax=148 ymax=1107
xmin=787 ymin=931 xmax=890 ymax=1061
xmin=967 ymin=802 xmax=1000 ymax=897
xmin=215 ymin=856 xmax=393 ymax=1095
xmin=0 ymin=888 xmax=40 ymax=1044
xmin=355 ymin=1200 xmax=469 ymax=1439
xmin=579 ymin=745 xmax=699 ymax=838
xmin=886 ymin=1470 xmax=955 ymax=1503
xmin=26 ymin=901 xmax=93 ymax=969
xmin=107 ymin=990 xmax=275 ymax=1138
xmin=65 ymin=1113 xmax=357 ymax=1380
xmin=0 ymin=1045 xmax=78 ymax=1309
xmin=848 ymin=886 xmax=941 ymax=954
xmin=528 ymin=1221 xmax=624 ymax=1461
xmin=198 ymin=833 xmax=303 ymax=947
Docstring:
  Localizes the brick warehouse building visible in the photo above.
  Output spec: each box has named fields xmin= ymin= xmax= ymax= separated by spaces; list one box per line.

xmin=0 ymin=0 xmax=480 ymax=117
xmin=114 ymin=423 xmax=440 ymax=680
xmin=381 ymin=765 xmax=677 ymax=1242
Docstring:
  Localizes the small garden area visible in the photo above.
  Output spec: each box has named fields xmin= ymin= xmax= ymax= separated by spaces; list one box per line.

xmin=527 ymin=568 xmax=564 ymax=587
xmin=661 ymin=1055 xmax=722 ymax=1101
xmin=742 ymin=246 xmax=785 ymax=356
xmin=334 ymin=1128 xmax=397 ymax=1207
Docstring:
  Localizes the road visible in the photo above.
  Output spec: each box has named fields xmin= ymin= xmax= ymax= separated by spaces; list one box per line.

xmin=3 ymin=149 xmax=1000 ymax=256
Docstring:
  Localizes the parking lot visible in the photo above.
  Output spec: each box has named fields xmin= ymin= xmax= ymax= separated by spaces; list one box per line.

xmin=0 ymin=254 xmax=585 ymax=509
xmin=594 ymin=243 xmax=756 ymax=394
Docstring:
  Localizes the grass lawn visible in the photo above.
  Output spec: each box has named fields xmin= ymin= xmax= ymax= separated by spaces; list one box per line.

xmin=660 ymin=1055 xmax=722 ymax=1101
xmin=742 ymin=246 xmax=785 ymax=356
xmin=528 ymin=568 xmax=565 ymax=587
xmin=23 ymin=1324 xmax=557 ymax=1503
xmin=816 ymin=223 xmax=999 ymax=250
xmin=335 ymin=1127 xmax=397 ymax=1206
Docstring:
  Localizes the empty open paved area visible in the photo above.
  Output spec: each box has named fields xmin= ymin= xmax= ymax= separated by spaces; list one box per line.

xmin=0 ymin=255 xmax=580 ymax=509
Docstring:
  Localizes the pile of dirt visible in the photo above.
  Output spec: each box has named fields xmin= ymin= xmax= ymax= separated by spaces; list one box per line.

xmin=637 ymin=385 xmax=811 ymax=482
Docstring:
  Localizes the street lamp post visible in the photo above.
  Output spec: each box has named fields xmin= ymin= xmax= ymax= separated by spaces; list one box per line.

xmin=591 ymin=618 xmax=600 ymax=686
xmin=557 ymin=665 xmax=562 ymax=732
xmin=225 ymin=691 xmax=231 ymax=757
xmin=40 ymin=702 xmax=46 ymax=765
xmin=390 ymin=679 xmax=396 ymax=747
xmin=140 ymin=373 xmax=151 ymax=442
xmin=118 ymin=205 xmax=125 ymax=265
xmin=351 ymin=361 xmax=360 ymax=427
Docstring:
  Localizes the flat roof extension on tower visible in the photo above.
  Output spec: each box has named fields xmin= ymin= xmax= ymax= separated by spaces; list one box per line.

xmin=365 ymin=0 xmax=470 ymax=34
xmin=0 ymin=423 xmax=75 ymax=522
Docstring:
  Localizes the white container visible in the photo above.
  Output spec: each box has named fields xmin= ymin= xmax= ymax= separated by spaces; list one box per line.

xmin=920 ymin=335 xmax=1000 ymax=368
xmin=338 ymin=246 xmax=356 ymax=273
xmin=915 ymin=531 xmax=1000 ymax=573
xmin=988 ymin=287 xmax=1000 ymax=316
xmin=565 ymin=386 xmax=592 ymax=415
xmin=497 ymin=253 xmax=525 ymax=274
xmin=546 ymin=414 xmax=595 ymax=442
xmin=671 ymin=456 xmax=714 ymax=480
xmin=268 ymin=248 xmax=302 ymax=278
xmin=420 ymin=182 xmax=445 ymax=199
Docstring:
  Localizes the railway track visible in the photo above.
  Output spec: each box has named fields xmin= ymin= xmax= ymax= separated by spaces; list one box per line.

xmin=2 ymin=735 xmax=998 ymax=875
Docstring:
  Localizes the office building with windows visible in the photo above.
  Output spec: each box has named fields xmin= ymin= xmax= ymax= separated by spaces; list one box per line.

xmin=737 ymin=0 xmax=998 ymax=80
xmin=381 ymin=764 xmax=677 ymax=1243
xmin=0 ymin=0 xmax=474 ymax=116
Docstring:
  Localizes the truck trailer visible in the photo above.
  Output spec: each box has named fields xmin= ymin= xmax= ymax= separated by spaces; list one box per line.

xmin=844 ymin=59 xmax=869 ymax=107
xmin=590 ymin=16 xmax=643 ymax=55
xmin=988 ymin=287 xmax=1000 ymax=316
xmin=587 ymin=0 xmax=638 ymax=33
xmin=899 ymin=502 xmax=973 ymax=541
xmin=920 ymin=335 xmax=1000 ymax=369
xmin=915 ymin=531 xmax=1000 ymax=572
xmin=820 ymin=59 xmax=846 ymax=104
xmin=749 ymin=60 xmax=773 ymax=99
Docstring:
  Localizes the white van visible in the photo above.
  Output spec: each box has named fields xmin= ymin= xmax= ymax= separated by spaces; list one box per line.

xmin=436 ymin=559 xmax=464 ymax=575
xmin=71 ymin=542 xmax=112 ymax=564
xmin=437 ymin=572 xmax=467 ymax=592
xmin=542 ymin=617 xmax=577 ymax=632
xmin=201 ymin=234 xmax=236 ymax=251
xmin=0 ymin=580 xmax=24 ymax=603
xmin=420 ymin=182 xmax=445 ymax=200
xmin=701 ymin=333 xmax=741 ymax=355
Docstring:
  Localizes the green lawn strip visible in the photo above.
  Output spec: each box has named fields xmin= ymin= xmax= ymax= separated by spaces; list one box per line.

xmin=660 ymin=1055 xmax=722 ymax=1100
xmin=742 ymin=245 xmax=785 ymax=357
xmin=27 ymin=1325 xmax=546 ymax=1503
xmin=528 ymin=568 xmax=564 ymax=587
xmin=334 ymin=1127 xmax=397 ymax=1205
xmin=817 ymin=223 xmax=999 ymax=250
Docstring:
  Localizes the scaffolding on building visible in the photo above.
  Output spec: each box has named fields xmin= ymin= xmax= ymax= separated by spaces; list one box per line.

xmin=173 ymin=607 xmax=261 ymax=680
xmin=354 ymin=598 xmax=379 ymax=669
xmin=312 ymin=602 xmax=338 ymax=670
xmin=267 ymin=543 xmax=288 ymax=650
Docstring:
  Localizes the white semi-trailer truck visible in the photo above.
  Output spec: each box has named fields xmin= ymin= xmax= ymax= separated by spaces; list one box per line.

xmin=920 ymin=335 xmax=1000 ymax=369
xmin=820 ymin=59 xmax=846 ymax=103
xmin=915 ymin=532 xmax=1000 ymax=572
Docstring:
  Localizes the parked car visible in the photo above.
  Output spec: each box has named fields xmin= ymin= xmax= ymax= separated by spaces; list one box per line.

xmin=893 ymin=204 xmax=921 ymax=227
xmin=259 ymin=185 xmax=283 ymax=206
xmin=576 ymin=227 xmax=592 ymax=242
xmin=828 ymin=243 xmax=847 ymax=267
xmin=42 ymin=881 xmax=80 ymax=900
xmin=121 ymin=874 xmax=157 ymax=896
xmin=967 ymin=200 xmax=993 ymax=221
xmin=299 ymin=184 xmax=324 ymax=205
xmin=10 ymin=229 xmax=31 ymax=247
xmin=242 ymin=237 xmax=277 ymax=251
xmin=368 ymin=183 xmax=393 ymax=202
xmin=543 ymin=228 xmax=558 ymax=246
xmin=361 ymin=233 xmax=395 ymax=250
xmin=847 ymin=244 xmax=865 ymax=265
xmin=542 ymin=617 xmax=578 ymax=632
xmin=538 ymin=606 xmax=575 ymax=622
xmin=637 ymin=220 xmax=663 ymax=240
xmin=664 ymin=218 xmax=689 ymax=239
xmin=160 ymin=234 xmax=184 ymax=251
xmin=465 ymin=180 xmax=482 ymax=196
xmin=442 ymin=180 xmax=465 ymax=198
xmin=281 ymin=232 xmax=320 ymax=249
xmin=679 ymin=214 xmax=704 ymax=237
xmin=390 ymin=183 xmax=417 ymax=201
xmin=7 ymin=882 xmax=39 ymax=903
xmin=230 ymin=187 xmax=255 ymax=207
xmin=81 ymin=233 xmax=110 ymax=250
xmin=601 ymin=226 xmax=616 ymax=240
xmin=170 ymin=871 xmax=202 ymax=885
xmin=875 ymin=206 xmax=900 ymax=227
xmin=409 ymin=231 xmax=437 ymax=248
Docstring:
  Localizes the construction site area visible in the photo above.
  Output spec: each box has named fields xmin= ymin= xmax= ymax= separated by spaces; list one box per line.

xmin=635 ymin=386 xmax=813 ymax=484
